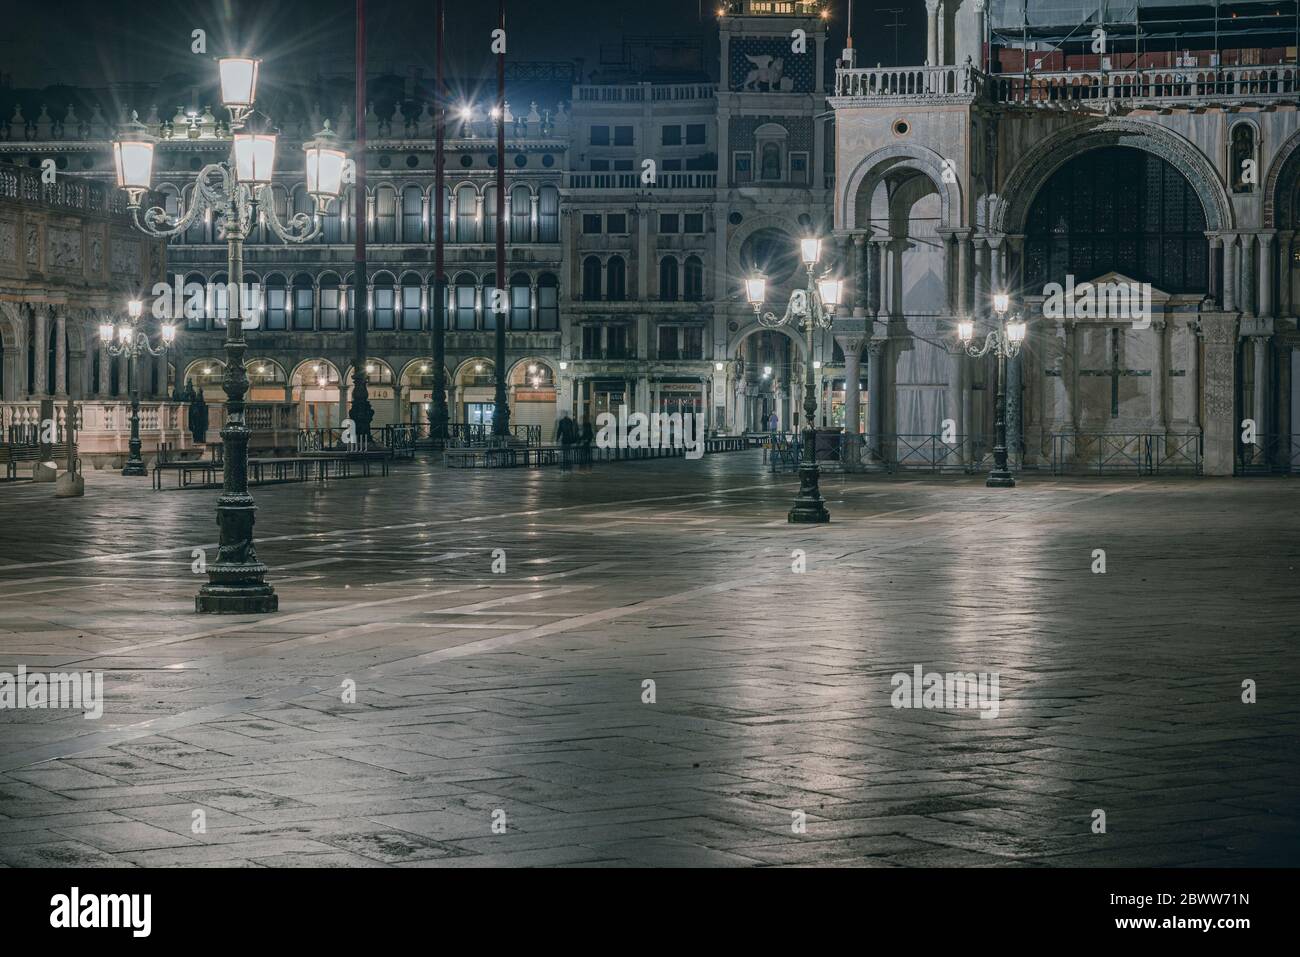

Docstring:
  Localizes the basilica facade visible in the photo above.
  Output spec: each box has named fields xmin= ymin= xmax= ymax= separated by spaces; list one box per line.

xmin=831 ymin=0 xmax=1300 ymax=475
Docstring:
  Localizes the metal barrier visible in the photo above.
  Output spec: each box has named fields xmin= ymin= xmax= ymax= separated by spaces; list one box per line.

xmin=1050 ymin=432 xmax=1202 ymax=475
xmin=1236 ymin=435 xmax=1300 ymax=475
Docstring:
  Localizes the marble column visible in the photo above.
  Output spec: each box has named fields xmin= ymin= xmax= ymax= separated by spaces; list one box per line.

xmin=1200 ymin=313 xmax=1239 ymax=476
xmin=947 ymin=346 xmax=965 ymax=462
xmin=956 ymin=232 xmax=972 ymax=316
xmin=1240 ymin=234 xmax=1256 ymax=318
xmin=925 ymin=0 xmax=940 ymax=65
xmin=33 ymin=308 xmax=49 ymax=395
xmin=1222 ymin=235 xmax=1238 ymax=313
xmin=853 ymin=233 xmax=869 ymax=317
xmin=54 ymin=313 xmax=67 ymax=395
xmin=1057 ymin=321 xmax=1077 ymax=432
xmin=1151 ymin=319 xmax=1168 ymax=432
xmin=1279 ymin=232 xmax=1295 ymax=317
xmin=867 ymin=339 xmax=886 ymax=459
xmin=869 ymin=239 xmax=885 ymax=318
xmin=1252 ymin=335 xmax=1269 ymax=441
xmin=1207 ymin=234 xmax=1221 ymax=305
xmin=841 ymin=337 xmax=863 ymax=438
xmin=1259 ymin=231 xmax=1275 ymax=319
xmin=97 ymin=341 xmax=110 ymax=397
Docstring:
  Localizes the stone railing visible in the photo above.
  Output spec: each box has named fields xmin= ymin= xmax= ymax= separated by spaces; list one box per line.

xmin=0 ymin=166 xmax=129 ymax=217
xmin=564 ymin=171 xmax=718 ymax=190
xmin=0 ymin=400 xmax=299 ymax=466
xmin=833 ymin=65 xmax=985 ymax=101
xmin=575 ymin=82 xmax=716 ymax=103
xmin=991 ymin=65 xmax=1299 ymax=107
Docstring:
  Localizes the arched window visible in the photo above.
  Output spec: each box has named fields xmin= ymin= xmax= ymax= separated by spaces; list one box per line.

xmin=1024 ymin=146 xmax=1208 ymax=294
xmin=511 ymin=185 xmax=532 ymax=242
xmin=510 ymin=272 xmax=531 ymax=330
xmin=684 ymin=256 xmax=704 ymax=301
xmin=659 ymin=257 xmax=679 ymax=301
xmin=537 ymin=273 xmax=559 ymax=330
xmin=484 ymin=185 xmax=499 ymax=243
xmin=292 ymin=273 xmax=315 ymax=330
xmin=319 ymin=275 xmax=341 ymax=329
xmin=440 ymin=186 xmax=451 ymax=242
xmin=264 ymin=275 xmax=287 ymax=330
xmin=372 ymin=274 xmax=396 ymax=329
xmin=761 ymin=143 xmax=781 ymax=181
xmin=401 ymin=185 xmax=424 ymax=241
xmin=538 ymin=185 xmax=560 ymax=243
xmin=456 ymin=185 xmax=477 ymax=241
xmin=607 ymin=256 xmax=627 ymax=301
xmin=400 ymin=275 xmax=423 ymax=330
xmin=344 ymin=276 xmax=356 ymax=329
xmin=454 ymin=272 xmax=477 ymax=330
xmin=374 ymin=186 xmax=397 ymax=243
xmin=242 ymin=272 xmax=261 ymax=328
xmin=582 ymin=256 xmax=602 ymax=300
xmin=1231 ymin=123 xmax=1256 ymax=194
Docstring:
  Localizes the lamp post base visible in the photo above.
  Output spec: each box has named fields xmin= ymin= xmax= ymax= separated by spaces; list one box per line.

xmin=121 ymin=460 xmax=147 ymax=477
xmin=985 ymin=469 xmax=1016 ymax=488
xmin=788 ymin=463 xmax=830 ymax=523
xmin=195 ymin=581 xmax=279 ymax=615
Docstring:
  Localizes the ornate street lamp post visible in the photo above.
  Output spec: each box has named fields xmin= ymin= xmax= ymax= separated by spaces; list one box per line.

xmin=746 ymin=236 xmax=843 ymax=524
xmin=99 ymin=298 xmax=175 ymax=477
xmin=959 ymin=292 xmax=1026 ymax=488
xmin=114 ymin=55 xmax=346 ymax=613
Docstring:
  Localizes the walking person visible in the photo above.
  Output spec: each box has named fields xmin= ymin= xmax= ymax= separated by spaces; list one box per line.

xmin=579 ymin=417 xmax=594 ymax=467
xmin=556 ymin=411 xmax=577 ymax=469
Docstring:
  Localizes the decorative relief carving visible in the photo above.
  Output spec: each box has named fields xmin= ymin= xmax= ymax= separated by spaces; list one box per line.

xmin=0 ymin=220 xmax=15 ymax=262
xmin=46 ymin=227 xmax=82 ymax=270
xmin=111 ymin=239 xmax=141 ymax=276
xmin=25 ymin=224 xmax=38 ymax=263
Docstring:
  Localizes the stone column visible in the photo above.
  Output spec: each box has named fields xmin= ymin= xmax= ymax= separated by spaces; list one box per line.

xmin=1200 ymin=312 xmax=1239 ymax=476
xmin=1151 ymin=319 xmax=1168 ymax=432
xmin=118 ymin=351 xmax=129 ymax=398
xmin=947 ymin=346 xmax=965 ymax=462
xmin=34 ymin=308 xmax=49 ymax=395
xmin=853 ymin=233 xmax=869 ymax=317
xmin=1207 ymin=233 xmax=1221 ymax=305
xmin=1240 ymin=234 xmax=1256 ymax=318
xmin=1259 ymin=231 xmax=1275 ymax=319
xmin=867 ymin=338 xmax=887 ymax=459
xmin=925 ymin=0 xmax=940 ymax=65
xmin=97 ymin=341 xmax=110 ymax=397
xmin=1279 ymin=231 xmax=1295 ymax=317
xmin=1252 ymin=335 xmax=1269 ymax=441
xmin=988 ymin=235 xmax=1005 ymax=292
xmin=956 ymin=231 xmax=972 ymax=316
xmin=1222 ymin=234 xmax=1238 ymax=312
xmin=869 ymin=239 xmax=885 ymax=318
xmin=54 ymin=313 xmax=67 ymax=395
xmin=1057 ymin=321 xmax=1076 ymax=432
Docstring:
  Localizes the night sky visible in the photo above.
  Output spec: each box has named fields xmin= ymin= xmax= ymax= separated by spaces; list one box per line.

xmin=2 ymin=0 xmax=926 ymax=93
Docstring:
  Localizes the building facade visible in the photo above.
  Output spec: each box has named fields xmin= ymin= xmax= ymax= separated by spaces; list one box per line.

xmin=0 ymin=1 xmax=841 ymax=445
xmin=831 ymin=0 xmax=1300 ymax=475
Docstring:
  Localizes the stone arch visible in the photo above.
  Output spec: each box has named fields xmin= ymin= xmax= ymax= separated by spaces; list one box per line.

xmin=726 ymin=320 xmax=807 ymax=361
xmin=0 ymin=300 xmax=25 ymax=400
xmin=839 ymin=143 xmax=962 ymax=232
xmin=507 ymin=356 xmax=557 ymax=382
xmin=726 ymin=214 xmax=808 ymax=290
xmin=1264 ymin=125 xmax=1300 ymax=228
xmin=994 ymin=119 xmax=1233 ymax=235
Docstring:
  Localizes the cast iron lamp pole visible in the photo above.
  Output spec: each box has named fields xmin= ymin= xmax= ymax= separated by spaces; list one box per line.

xmin=490 ymin=0 xmax=511 ymax=442
xmin=113 ymin=56 xmax=346 ymax=613
xmin=958 ymin=292 xmax=1026 ymax=488
xmin=99 ymin=298 xmax=175 ymax=477
xmin=746 ymin=236 xmax=843 ymax=524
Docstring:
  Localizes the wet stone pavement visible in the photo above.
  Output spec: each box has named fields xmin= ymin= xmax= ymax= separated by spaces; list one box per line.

xmin=0 ymin=452 xmax=1297 ymax=867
